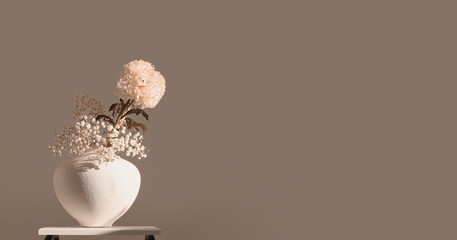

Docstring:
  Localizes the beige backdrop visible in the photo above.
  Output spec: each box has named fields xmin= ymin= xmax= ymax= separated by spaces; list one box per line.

xmin=0 ymin=1 xmax=456 ymax=240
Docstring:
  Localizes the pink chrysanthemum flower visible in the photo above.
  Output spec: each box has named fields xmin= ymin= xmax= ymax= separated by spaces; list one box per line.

xmin=115 ymin=59 xmax=166 ymax=109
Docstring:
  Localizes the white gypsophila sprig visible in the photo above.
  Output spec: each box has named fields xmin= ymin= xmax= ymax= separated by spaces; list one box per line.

xmin=49 ymin=115 xmax=147 ymax=162
xmin=49 ymin=94 xmax=148 ymax=163
xmin=73 ymin=93 xmax=105 ymax=120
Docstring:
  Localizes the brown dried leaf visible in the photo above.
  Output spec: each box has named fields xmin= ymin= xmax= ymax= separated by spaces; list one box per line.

xmin=124 ymin=108 xmax=149 ymax=120
xmin=125 ymin=118 xmax=147 ymax=132
xmin=96 ymin=114 xmax=114 ymax=125
xmin=109 ymin=103 xmax=122 ymax=117
xmin=136 ymin=123 xmax=147 ymax=132
xmin=125 ymin=117 xmax=133 ymax=124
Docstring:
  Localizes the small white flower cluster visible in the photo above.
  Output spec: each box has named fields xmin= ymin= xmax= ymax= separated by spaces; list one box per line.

xmin=100 ymin=120 xmax=147 ymax=160
xmin=50 ymin=94 xmax=148 ymax=163
xmin=73 ymin=93 xmax=104 ymax=120
xmin=50 ymin=115 xmax=147 ymax=162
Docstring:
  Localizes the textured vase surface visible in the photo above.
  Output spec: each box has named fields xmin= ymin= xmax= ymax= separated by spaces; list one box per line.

xmin=53 ymin=151 xmax=141 ymax=227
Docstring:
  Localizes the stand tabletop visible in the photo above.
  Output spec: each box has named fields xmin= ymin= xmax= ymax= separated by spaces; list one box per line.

xmin=38 ymin=226 xmax=161 ymax=236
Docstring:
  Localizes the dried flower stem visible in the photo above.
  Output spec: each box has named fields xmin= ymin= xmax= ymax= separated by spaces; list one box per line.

xmin=114 ymin=99 xmax=135 ymax=130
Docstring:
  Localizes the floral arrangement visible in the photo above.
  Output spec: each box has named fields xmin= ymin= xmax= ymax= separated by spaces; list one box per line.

xmin=49 ymin=60 xmax=166 ymax=163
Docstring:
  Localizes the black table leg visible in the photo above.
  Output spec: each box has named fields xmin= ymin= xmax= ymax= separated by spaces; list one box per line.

xmin=45 ymin=235 xmax=59 ymax=240
xmin=145 ymin=235 xmax=155 ymax=240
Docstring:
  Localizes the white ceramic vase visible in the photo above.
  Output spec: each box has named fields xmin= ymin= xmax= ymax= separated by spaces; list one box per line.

xmin=53 ymin=151 xmax=141 ymax=227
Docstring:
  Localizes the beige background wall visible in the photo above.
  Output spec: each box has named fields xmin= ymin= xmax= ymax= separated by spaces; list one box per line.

xmin=0 ymin=1 xmax=456 ymax=240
